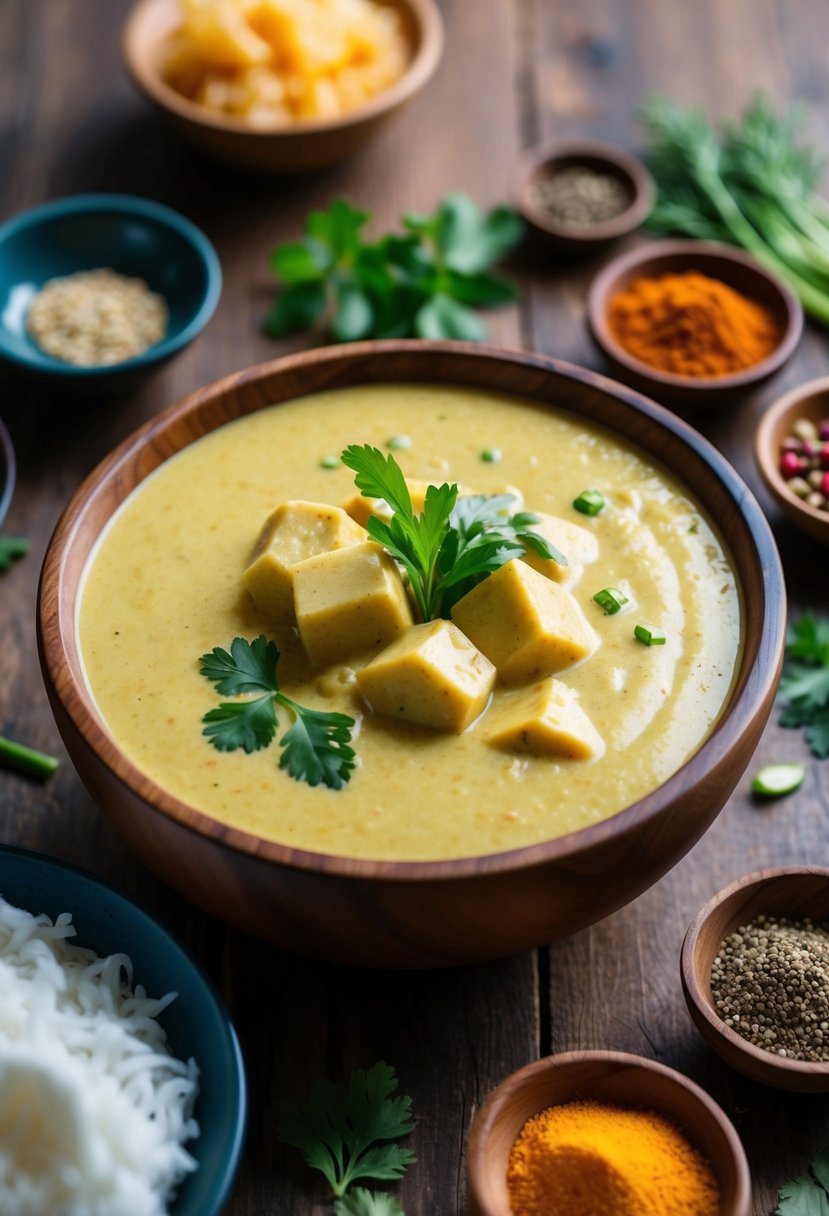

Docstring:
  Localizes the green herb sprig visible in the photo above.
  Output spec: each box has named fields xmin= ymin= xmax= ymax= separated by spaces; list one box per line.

xmin=340 ymin=444 xmax=565 ymax=621
xmin=277 ymin=1061 xmax=415 ymax=1206
xmin=778 ymin=614 xmax=829 ymax=758
xmin=266 ymin=195 xmax=522 ymax=343
xmin=774 ymin=1147 xmax=829 ymax=1214
xmin=0 ymin=536 xmax=29 ymax=571
xmin=199 ymin=636 xmax=356 ymax=789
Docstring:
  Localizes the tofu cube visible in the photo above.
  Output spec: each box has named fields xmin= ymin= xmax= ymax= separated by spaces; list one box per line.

xmin=451 ymin=559 xmax=595 ymax=684
xmin=243 ymin=501 xmax=365 ymax=623
xmin=356 ymin=620 xmax=496 ymax=733
xmin=484 ymin=678 xmax=605 ymax=760
xmin=293 ymin=541 xmax=413 ymax=666
xmin=521 ymin=513 xmax=599 ymax=586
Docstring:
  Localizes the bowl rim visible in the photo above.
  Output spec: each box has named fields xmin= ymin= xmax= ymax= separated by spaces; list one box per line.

xmin=122 ymin=0 xmax=445 ymax=139
xmin=466 ymin=1048 xmax=752 ymax=1215
xmin=0 ymin=840 xmax=248 ymax=1215
xmin=681 ymin=865 xmax=829 ymax=1080
xmin=512 ymin=138 xmax=655 ymax=243
xmin=0 ymin=416 xmax=16 ymax=527
xmin=39 ymin=339 xmax=785 ymax=881
xmin=0 ymin=192 xmax=223 ymax=376
xmin=588 ymin=237 xmax=804 ymax=390
xmin=755 ymin=373 xmax=829 ymax=529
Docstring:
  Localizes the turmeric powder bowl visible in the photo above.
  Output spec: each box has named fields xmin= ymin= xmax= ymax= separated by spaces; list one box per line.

xmin=466 ymin=1050 xmax=751 ymax=1216
xmin=588 ymin=240 xmax=802 ymax=409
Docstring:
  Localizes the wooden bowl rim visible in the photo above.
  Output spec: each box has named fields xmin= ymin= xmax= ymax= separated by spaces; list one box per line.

xmin=681 ymin=865 xmax=829 ymax=1080
xmin=588 ymin=238 xmax=803 ymax=390
xmin=512 ymin=139 xmax=655 ymax=243
xmin=122 ymin=0 xmax=444 ymax=139
xmin=39 ymin=339 xmax=785 ymax=880
xmin=466 ymin=1048 xmax=752 ymax=1215
xmin=755 ymin=373 xmax=829 ymax=534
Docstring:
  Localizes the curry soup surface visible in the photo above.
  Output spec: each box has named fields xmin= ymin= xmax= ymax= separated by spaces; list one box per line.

xmin=78 ymin=385 xmax=742 ymax=861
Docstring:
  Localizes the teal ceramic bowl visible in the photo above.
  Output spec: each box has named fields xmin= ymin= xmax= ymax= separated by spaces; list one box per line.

xmin=0 ymin=418 xmax=14 ymax=526
xmin=0 ymin=194 xmax=221 ymax=386
xmin=0 ymin=843 xmax=246 ymax=1215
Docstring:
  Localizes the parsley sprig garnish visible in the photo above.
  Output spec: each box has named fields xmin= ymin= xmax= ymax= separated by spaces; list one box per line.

xmin=266 ymin=195 xmax=522 ymax=343
xmin=340 ymin=444 xmax=566 ymax=621
xmin=277 ymin=1062 xmax=415 ymax=1209
xmin=778 ymin=614 xmax=829 ymax=758
xmin=199 ymin=636 xmax=356 ymax=789
xmin=775 ymin=1147 xmax=829 ymax=1213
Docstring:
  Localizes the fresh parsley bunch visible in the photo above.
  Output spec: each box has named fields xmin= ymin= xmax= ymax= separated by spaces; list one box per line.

xmin=340 ymin=444 xmax=566 ymax=621
xmin=199 ymin=635 xmax=356 ymax=789
xmin=266 ymin=194 xmax=522 ymax=343
xmin=778 ymin=614 xmax=829 ymax=758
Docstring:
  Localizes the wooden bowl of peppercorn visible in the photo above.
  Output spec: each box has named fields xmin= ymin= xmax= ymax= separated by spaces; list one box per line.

xmin=682 ymin=867 xmax=829 ymax=1092
xmin=588 ymin=239 xmax=803 ymax=409
xmin=755 ymin=376 xmax=829 ymax=545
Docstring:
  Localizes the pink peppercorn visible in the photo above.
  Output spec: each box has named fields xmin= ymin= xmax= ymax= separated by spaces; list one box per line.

xmin=822 ymin=472 xmax=829 ymax=497
xmin=820 ymin=421 xmax=829 ymax=441
xmin=781 ymin=451 xmax=804 ymax=479
xmin=821 ymin=443 xmax=829 ymax=469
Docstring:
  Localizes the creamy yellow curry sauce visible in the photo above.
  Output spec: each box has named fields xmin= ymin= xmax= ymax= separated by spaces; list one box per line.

xmin=78 ymin=385 xmax=742 ymax=861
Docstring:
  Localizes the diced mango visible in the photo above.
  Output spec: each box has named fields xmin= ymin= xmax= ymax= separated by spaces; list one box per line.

xmin=356 ymin=620 xmax=496 ymax=733
xmin=484 ymin=678 xmax=605 ymax=760
xmin=243 ymin=501 xmax=366 ymax=624
xmin=521 ymin=513 xmax=598 ymax=586
xmin=451 ymin=559 xmax=595 ymax=684
xmin=293 ymin=540 xmax=413 ymax=666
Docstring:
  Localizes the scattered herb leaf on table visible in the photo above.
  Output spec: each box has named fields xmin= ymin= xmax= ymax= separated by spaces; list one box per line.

xmin=778 ymin=614 xmax=829 ymax=758
xmin=266 ymin=195 xmax=522 ymax=343
xmin=0 ymin=536 xmax=29 ymax=572
xmin=334 ymin=1188 xmax=405 ymax=1216
xmin=775 ymin=1149 xmax=829 ymax=1214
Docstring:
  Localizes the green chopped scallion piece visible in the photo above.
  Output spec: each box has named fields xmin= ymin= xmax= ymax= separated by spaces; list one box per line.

xmin=480 ymin=447 xmax=502 ymax=463
xmin=320 ymin=455 xmax=340 ymax=469
xmin=634 ymin=624 xmax=667 ymax=646
xmin=593 ymin=587 xmax=629 ymax=615
xmin=751 ymin=763 xmax=806 ymax=797
xmin=573 ymin=489 xmax=605 ymax=516
xmin=386 ymin=435 xmax=411 ymax=451
xmin=0 ymin=736 xmax=60 ymax=781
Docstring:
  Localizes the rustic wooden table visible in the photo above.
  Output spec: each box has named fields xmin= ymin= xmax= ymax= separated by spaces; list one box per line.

xmin=2 ymin=2 xmax=829 ymax=1212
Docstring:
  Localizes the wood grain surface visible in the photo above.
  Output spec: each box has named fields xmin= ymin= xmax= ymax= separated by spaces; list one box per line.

xmin=2 ymin=1 xmax=829 ymax=1211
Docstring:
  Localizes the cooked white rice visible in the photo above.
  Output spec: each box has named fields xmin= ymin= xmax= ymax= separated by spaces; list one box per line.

xmin=0 ymin=894 xmax=200 ymax=1216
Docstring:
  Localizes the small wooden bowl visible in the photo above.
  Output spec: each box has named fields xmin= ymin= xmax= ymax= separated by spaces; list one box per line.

xmin=466 ymin=1050 xmax=751 ymax=1216
xmin=123 ymin=0 xmax=444 ymax=173
xmin=682 ymin=867 xmax=829 ymax=1091
xmin=588 ymin=239 xmax=803 ymax=408
xmin=755 ymin=376 xmax=829 ymax=545
xmin=513 ymin=140 xmax=654 ymax=256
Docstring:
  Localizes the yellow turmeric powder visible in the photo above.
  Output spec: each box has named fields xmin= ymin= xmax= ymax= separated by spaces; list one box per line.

xmin=506 ymin=1099 xmax=720 ymax=1216
xmin=608 ymin=269 xmax=781 ymax=377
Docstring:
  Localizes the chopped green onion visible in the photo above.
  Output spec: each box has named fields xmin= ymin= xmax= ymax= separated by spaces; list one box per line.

xmin=319 ymin=455 xmax=340 ymax=469
xmin=634 ymin=624 xmax=667 ymax=646
xmin=480 ymin=447 xmax=502 ymax=463
xmin=751 ymin=763 xmax=806 ymax=797
xmin=386 ymin=435 xmax=411 ymax=451
xmin=0 ymin=736 xmax=60 ymax=781
xmin=593 ymin=587 xmax=629 ymax=615
xmin=573 ymin=489 xmax=605 ymax=516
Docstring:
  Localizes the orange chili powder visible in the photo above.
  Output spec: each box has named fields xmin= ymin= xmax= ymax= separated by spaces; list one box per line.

xmin=608 ymin=269 xmax=781 ymax=377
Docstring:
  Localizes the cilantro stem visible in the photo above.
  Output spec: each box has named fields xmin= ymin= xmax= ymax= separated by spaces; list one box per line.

xmin=0 ymin=735 xmax=60 ymax=780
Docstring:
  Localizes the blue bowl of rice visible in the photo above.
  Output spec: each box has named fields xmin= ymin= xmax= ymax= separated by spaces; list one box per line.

xmin=0 ymin=844 xmax=246 ymax=1216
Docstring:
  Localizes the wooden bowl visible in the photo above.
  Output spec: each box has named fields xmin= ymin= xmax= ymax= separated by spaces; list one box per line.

xmin=466 ymin=1050 xmax=751 ymax=1216
xmin=122 ymin=0 xmax=444 ymax=172
xmin=682 ymin=867 xmax=829 ymax=1092
xmin=38 ymin=341 xmax=785 ymax=968
xmin=512 ymin=140 xmax=654 ymax=256
xmin=755 ymin=375 xmax=829 ymax=545
xmin=588 ymin=239 xmax=803 ymax=408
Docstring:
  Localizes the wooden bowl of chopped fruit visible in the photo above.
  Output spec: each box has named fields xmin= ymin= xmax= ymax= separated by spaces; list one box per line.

xmin=123 ymin=0 xmax=444 ymax=172
xmin=755 ymin=375 xmax=829 ymax=545
xmin=38 ymin=341 xmax=785 ymax=967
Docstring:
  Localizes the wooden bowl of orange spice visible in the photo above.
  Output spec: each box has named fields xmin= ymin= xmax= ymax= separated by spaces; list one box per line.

xmin=588 ymin=239 xmax=803 ymax=408
xmin=466 ymin=1050 xmax=751 ymax=1216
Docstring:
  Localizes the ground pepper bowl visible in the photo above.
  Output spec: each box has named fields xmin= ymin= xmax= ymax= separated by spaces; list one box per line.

xmin=38 ymin=341 xmax=785 ymax=968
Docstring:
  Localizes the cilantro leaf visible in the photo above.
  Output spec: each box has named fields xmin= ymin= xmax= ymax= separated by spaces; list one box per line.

xmin=778 ymin=615 xmax=829 ymax=758
xmin=334 ymin=1188 xmax=405 ymax=1216
xmin=199 ymin=635 xmax=279 ymax=695
xmin=776 ymin=1173 xmax=829 ymax=1215
xmin=264 ymin=280 xmax=327 ymax=338
xmin=0 ymin=536 xmax=29 ymax=572
xmin=277 ymin=702 xmax=356 ymax=789
xmin=276 ymin=1062 xmax=415 ymax=1199
xmin=414 ymin=293 xmax=487 ymax=341
xmin=201 ymin=695 xmax=277 ymax=753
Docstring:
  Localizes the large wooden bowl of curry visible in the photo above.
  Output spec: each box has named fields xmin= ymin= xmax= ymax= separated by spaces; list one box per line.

xmin=38 ymin=341 xmax=785 ymax=967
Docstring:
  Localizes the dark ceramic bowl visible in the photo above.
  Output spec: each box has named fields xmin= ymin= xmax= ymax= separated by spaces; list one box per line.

xmin=0 ymin=193 xmax=221 ymax=388
xmin=588 ymin=239 xmax=803 ymax=408
xmin=0 ymin=843 xmax=247 ymax=1213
